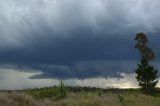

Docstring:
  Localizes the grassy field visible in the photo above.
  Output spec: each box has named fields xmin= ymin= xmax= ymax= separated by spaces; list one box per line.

xmin=0 ymin=87 xmax=160 ymax=106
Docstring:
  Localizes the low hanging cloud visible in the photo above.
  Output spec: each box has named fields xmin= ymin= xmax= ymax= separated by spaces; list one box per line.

xmin=0 ymin=65 xmax=139 ymax=89
xmin=0 ymin=61 xmax=160 ymax=89
xmin=25 ymin=61 xmax=160 ymax=80
xmin=0 ymin=61 xmax=138 ymax=80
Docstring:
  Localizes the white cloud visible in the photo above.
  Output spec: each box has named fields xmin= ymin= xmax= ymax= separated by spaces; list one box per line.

xmin=0 ymin=66 xmax=57 ymax=90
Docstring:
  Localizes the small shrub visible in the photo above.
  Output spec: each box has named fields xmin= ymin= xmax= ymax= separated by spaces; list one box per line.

xmin=97 ymin=89 xmax=103 ymax=97
xmin=38 ymin=89 xmax=56 ymax=98
xmin=117 ymin=94 xmax=124 ymax=105
xmin=56 ymin=81 xmax=67 ymax=99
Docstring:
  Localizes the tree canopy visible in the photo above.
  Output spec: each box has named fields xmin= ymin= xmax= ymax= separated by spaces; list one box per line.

xmin=135 ymin=32 xmax=155 ymax=61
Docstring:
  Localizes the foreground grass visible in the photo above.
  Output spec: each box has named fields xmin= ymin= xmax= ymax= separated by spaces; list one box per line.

xmin=0 ymin=87 xmax=160 ymax=106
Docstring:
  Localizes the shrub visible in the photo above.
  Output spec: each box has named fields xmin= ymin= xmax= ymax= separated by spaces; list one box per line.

xmin=117 ymin=94 xmax=124 ymax=105
xmin=56 ymin=81 xmax=67 ymax=99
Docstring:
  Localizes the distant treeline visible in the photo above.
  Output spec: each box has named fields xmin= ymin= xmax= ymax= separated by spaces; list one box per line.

xmin=0 ymin=86 xmax=140 ymax=93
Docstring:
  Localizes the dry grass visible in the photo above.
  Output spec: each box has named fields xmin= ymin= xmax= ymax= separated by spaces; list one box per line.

xmin=0 ymin=91 xmax=160 ymax=106
xmin=0 ymin=91 xmax=52 ymax=106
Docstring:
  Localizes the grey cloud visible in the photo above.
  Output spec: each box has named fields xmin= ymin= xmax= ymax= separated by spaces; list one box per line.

xmin=29 ymin=61 xmax=138 ymax=79
xmin=0 ymin=0 xmax=160 ymax=49
xmin=29 ymin=61 xmax=160 ymax=80
xmin=0 ymin=34 xmax=138 ymax=65
xmin=0 ymin=62 xmax=137 ymax=80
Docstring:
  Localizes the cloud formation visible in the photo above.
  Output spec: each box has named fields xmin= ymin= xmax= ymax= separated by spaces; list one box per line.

xmin=0 ymin=65 xmax=139 ymax=89
xmin=0 ymin=0 xmax=160 ymax=48
xmin=1 ymin=63 xmax=160 ymax=89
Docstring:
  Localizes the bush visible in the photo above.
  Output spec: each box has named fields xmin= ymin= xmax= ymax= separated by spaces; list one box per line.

xmin=97 ymin=89 xmax=103 ymax=97
xmin=117 ymin=94 xmax=124 ymax=105
xmin=55 ymin=81 xmax=67 ymax=99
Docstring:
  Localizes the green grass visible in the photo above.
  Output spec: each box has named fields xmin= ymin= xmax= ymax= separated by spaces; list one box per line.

xmin=0 ymin=87 xmax=160 ymax=106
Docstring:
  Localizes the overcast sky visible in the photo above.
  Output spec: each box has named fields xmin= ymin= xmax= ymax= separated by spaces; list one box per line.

xmin=0 ymin=0 xmax=160 ymax=89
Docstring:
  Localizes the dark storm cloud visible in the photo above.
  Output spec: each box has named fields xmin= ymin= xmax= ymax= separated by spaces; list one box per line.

xmin=28 ymin=61 xmax=137 ymax=79
xmin=0 ymin=31 xmax=137 ymax=65
xmin=0 ymin=0 xmax=160 ymax=80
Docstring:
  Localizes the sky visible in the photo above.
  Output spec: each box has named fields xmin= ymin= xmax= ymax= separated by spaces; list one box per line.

xmin=0 ymin=0 xmax=160 ymax=89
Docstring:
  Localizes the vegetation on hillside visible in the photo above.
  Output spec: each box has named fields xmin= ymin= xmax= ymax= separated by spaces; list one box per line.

xmin=0 ymin=87 xmax=160 ymax=106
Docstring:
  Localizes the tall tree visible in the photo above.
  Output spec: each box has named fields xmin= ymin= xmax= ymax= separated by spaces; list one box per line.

xmin=135 ymin=32 xmax=158 ymax=93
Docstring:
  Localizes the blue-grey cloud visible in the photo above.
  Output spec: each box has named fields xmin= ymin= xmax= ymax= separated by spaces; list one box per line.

xmin=0 ymin=61 xmax=138 ymax=80
xmin=26 ymin=61 xmax=140 ymax=79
